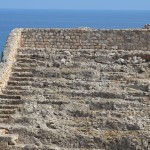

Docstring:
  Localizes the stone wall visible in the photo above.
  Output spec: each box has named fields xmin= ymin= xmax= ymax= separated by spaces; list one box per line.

xmin=21 ymin=28 xmax=150 ymax=51
xmin=0 ymin=29 xmax=22 ymax=91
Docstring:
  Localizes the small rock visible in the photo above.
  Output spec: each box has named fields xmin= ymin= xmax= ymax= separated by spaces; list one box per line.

xmin=61 ymin=58 xmax=66 ymax=64
xmin=65 ymin=36 xmax=70 ymax=40
xmin=64 ymin=50 xmax=71 ymax=56
xmin=132 ymin=56 xmax=139 ymax=64
xmin=111 ymin=46 xmax=118 ymax=50
xmin=116 ymin=58 xmax=125 ymax=64
xmin=139 ymin=66 xmax=145 ymax=73
xmin=23 ymin=144 xmax=38 ymax=149
xmin=46 ymin=122 xmax=57 ymax=129
xmin=53 ymin=61 xmax=61 ymax=68
xmin=50 ymin=124 xmax=57 ymax=129
xmin=127 ymin=116 xmax=134 ymax=120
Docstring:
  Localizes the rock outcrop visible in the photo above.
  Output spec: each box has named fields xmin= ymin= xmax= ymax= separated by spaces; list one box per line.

xmin=0 ymin=27 xmax=149 ymax=150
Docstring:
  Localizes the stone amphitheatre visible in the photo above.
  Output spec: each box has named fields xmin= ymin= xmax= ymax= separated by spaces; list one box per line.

xmin=0 ymin=26 xmax=149 ymax=150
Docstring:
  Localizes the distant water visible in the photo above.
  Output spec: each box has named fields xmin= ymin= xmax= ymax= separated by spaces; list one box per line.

xmin=0 ymin=9 xmax=150 ymax=58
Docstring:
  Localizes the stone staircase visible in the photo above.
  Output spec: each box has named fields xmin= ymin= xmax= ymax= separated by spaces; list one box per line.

xmin=0 ymin=93 xmax=21 ymax=148
xmin=0 ymin=47 xmax=149 ymax=149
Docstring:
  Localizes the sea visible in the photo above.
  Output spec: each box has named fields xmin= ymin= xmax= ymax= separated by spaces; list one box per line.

xmin=0 ymin=9 xmax=150 ymax=58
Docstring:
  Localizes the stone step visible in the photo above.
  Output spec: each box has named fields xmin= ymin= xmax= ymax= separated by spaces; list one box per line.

xmin=7 ymin=81 xmax=32 ymax=86
xmin=44 ymin=89 xmax=124 ymax=99
xmin=60 ymin=116 xmax=144 ymax=131
xmin=5 ymin=80 xmax=149 ymax=97
xmin=37 ymin=96 xmax=145 ymax=108
xmin=6 ymin=76 xmax=128 ymax=88
xmin=13 ymin=59 xmax=143 ymax=75
xmin=9 ymin=77 xmax=34 ymax=82
xmin=0 ymin=134 xmax=18 ymax=145
xmin=36 ymin=88 xmax=147 ymax=103
xmin=0 ymin=105 xmax=20 ymax=109
xmin=35 ymin=76 xmax=128 ymax=83
xmin=27 ymin=78 xmax=148 ymax=93
xmin=36 ymin=83 xmax=149 ymax=96
xmin=38 ymin=102 xmax=148 ymax=117
xmin=95 ymin=109 xmax=149 ymax=118
xmin=60 ymin=68 xmax=149 ymax=77
xmin=14 ymin=62 xmax=37 ymax=68
xmin=11 ymin=143 xmax=38 ymax=149
xmin=17 ymin=48 xmax=150 ymax=62
xmin=0 ymin=124 xmax=25 ymax=130
xmin=11 ymin=67 xmax=35 ymax=73
xmin=6 ymin=85 xmax=30 ymax=90
xmin=16 ymin=54 xmax=95 ymax=66
xmin=11 ymin=72 xmax=33 ymax=77
xmin=0 ymin=99 xmax=24 ymax=105
xmin=0 ymin=114 xmax=10 ymax=118
xmin=67 ymin=105 xmax=149 ymax=117
xmin=0 ymin=95 xmax=21 ymax=100
xmin=126 ymin=83 xmax=149 ymax=92
xmin=37 ymin=99 xmax=70 ymax=105
xmin=3 ymin=89 xmax=31 ymax=96
xmin=125 ymin=96 xmax=148 ymax=103
xmin=21 ymin=68 xmax=148 ymax=82
xmin=16 ymin=58 xmax=47 ymax=67
xmin=0 ymin=109 xmax=16 ymax=115
xmin=0 ymin=118 xmax=10 ymax=123
xmin=17 ymin=48 xmax=142 ymax=63
xmin=14 ymin=61 xmax=52 ymax=69
xmin=32 ymin=69 xmax=61 ymax=78
xmin=127 ymin=90 xmax=148 ymax=97
xmin=17 ymin=49 xmax=150 ymax=62
xmin=17 ymin=58 xmax=37 ymax=63
xmin=17 ymin=49 xmax=57 ymax=55
xmin=13 ymin=61 xmax=149 ymax=79
xmin=17 ymin=53 xmax=51 ymax=61
xmin=88 ymin=98 xmax=146 ymax=110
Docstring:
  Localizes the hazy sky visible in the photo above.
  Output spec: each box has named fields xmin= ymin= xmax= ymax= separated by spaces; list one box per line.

xmin=0 ymin=0 xmax=150 ymax=10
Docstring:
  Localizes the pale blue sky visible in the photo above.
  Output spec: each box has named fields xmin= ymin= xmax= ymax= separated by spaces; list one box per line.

xmin=0 ymin=0 xmax=150 ymax=10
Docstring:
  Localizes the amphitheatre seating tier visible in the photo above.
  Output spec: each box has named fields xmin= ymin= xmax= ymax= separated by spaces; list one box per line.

xmin=0 ymin=28 xmax=149 ymax=149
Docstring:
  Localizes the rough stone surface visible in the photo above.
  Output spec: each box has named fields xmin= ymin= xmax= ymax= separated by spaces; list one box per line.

xmin=0 ymin=26 xmax=150 ymax=149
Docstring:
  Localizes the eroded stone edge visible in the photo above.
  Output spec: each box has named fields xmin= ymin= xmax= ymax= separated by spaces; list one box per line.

xmin=0 ymin=28 xmax=23 ymax=92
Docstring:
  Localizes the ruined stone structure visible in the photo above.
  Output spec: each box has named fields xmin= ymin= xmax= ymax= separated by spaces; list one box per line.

xmin=0 ymin=27 xmax=149 ymax=150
